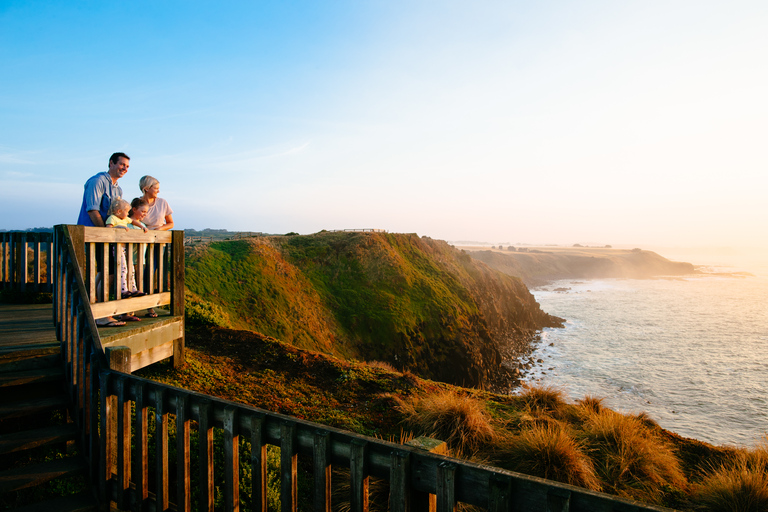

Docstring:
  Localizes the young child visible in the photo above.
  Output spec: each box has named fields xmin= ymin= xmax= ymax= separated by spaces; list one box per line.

xmin=105 ymin=198 xmax=147 ymax=232
xmin=128 ymin=198 xmax=159 ymax=318
xmin=105 ymin=198 xmax=147 ymax=304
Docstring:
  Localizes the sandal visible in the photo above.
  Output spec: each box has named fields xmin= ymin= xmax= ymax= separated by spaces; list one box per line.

xmin=98 ymin=318 xmax=126 ymax=327
xmin=121 ymin=314 xmax=141 ymax=322
xmin=146 ymin=309 xmax=158 ymax=318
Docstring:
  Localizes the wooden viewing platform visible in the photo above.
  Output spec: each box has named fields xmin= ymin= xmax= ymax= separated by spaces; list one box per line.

xmin=0 ymin=227 xmax=677 ymax=512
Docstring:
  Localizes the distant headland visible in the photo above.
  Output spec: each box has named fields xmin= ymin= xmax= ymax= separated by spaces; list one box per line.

xmin=456 ymin=244 xmax=697 ymax=287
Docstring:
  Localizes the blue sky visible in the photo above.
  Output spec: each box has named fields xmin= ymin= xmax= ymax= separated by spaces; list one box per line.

xmin=2 ymin=1 xmax=767 ymax=251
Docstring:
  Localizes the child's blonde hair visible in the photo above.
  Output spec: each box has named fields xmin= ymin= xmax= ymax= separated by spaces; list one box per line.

xmin=108 ymin=198 xmax=130 ymax=216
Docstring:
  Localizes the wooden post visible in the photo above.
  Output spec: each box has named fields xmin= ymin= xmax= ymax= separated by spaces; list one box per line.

xmin=280 ymin=422 xmax=298 ymax=512
xmin=176 ymin=393 xmax=191 ymax=512
xmin=405 ymin=437 xmax=449 ymax=512
xmin=155 ymin=388 xmax=169 ymax=512
xmin=313 ymin=430 xmax=332 ymax=512
xmin=223 ymin=406 xmax=240 ymax=512
xmin=134 ymin=381 xmax=149 ymax=511
xmin=350 ymin=439 xmax=369 ymax=512
xmin=390 ymin=451 xmax=411 ymax=512
xmin=198 ymin=401 xmax=215 ymax=512
xmin=250 ymin=415 xmax=268 ymax=512
xmin=436 ymin=462 xmax=457 ymax=512
xmin=171 ymin=231 xmax=185 ymax=368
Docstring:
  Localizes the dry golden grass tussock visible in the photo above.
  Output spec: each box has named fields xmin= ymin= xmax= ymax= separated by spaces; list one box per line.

xmin=502 ymin=423 xmax=601 ymax=491
xmin=516 ymin=384 xmax=568 ymax=415
xmin=696 ymin=439 xmax=768 ymax=512
xmin=366 ymin=360 xmax=399 ymax=372
xmin=393 ymin=388 xmax=496 ymax=454
xmin=577 ymin=395 xmax=605 ymax=415
xmin=581 ymin=409 xmax=687 ymax=502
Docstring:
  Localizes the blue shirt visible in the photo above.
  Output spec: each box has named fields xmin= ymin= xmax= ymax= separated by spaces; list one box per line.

xmin=77 ymin=172 xmax=123 ymax=226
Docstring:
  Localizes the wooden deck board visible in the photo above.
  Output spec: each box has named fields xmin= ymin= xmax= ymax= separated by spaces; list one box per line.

xmin=0 ymin=304 xmax=57 ymax=349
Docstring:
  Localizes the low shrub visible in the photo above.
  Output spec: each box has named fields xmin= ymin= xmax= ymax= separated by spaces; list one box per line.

xmin=185 ymin=292 xmax=230 ymax=327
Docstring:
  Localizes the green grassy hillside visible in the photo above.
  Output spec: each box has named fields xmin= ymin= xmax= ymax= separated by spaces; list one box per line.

xmin=185 ymin=231 xmax=562 ymax=389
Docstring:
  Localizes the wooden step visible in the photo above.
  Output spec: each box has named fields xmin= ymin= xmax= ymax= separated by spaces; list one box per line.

xmin=0 ymin=456 xmax=87 ymax=494
xmin=0 ymin=351 xmax=60 ymax=374
xmin=11 ymin=491 xmax=97 ymax=512
xmin=0 ymin=395 xmax=68 ymax=422
xmin=0 ymin=367 xmax=63 ymax=388
xmin=0 ymin=424 xmax=77 ymax=456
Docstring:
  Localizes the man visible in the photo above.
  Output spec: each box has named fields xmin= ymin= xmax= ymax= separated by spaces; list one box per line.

xmin=77 ymin=152 xmax=130 ymax=226
xmin=78 ymin=152 xmax=130 ymax=326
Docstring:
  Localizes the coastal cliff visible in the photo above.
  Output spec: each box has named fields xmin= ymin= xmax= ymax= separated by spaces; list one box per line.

xmin=185 ymin=232 xmax=562 ymax=389
xmin=466 ymin=246 xmax=696 ymax=287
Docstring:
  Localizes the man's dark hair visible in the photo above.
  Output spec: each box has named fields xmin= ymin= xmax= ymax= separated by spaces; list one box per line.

xmin=109 ymin=152 xmax=130 ymax=165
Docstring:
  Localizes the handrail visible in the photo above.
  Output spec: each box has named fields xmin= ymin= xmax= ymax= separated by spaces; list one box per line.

xmin=0 ymin=231 xmax=53 ymax=293
xmin=52 ymin=224 xmax=674 ymax=512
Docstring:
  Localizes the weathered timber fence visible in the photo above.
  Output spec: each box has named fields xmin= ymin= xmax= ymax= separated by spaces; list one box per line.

xmin=53 ymin=224 xmax=674 ymax=512
xmin=0 ymin=231 xmax=53 ymax=292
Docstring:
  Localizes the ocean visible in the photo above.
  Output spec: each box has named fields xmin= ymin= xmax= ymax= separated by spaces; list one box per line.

xmin=522 ymin=249 xmax=768 ymax=448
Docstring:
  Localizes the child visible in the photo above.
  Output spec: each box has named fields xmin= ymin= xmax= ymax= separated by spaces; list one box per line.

xmin=105 ymin=198 xmax=147 ymax=305
xmin=128 ymin=198 xmax=159 ymax=318
xmin=105 ymin=198 xmax=147 ymax=232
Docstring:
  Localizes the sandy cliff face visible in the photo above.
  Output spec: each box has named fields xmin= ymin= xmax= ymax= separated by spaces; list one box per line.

xmin=185 ymin=232 xmax=562 ymax=389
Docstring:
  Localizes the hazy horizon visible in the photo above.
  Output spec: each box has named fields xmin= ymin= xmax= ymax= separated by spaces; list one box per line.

xmin=2 ymin=1 xmax=766 ymax=253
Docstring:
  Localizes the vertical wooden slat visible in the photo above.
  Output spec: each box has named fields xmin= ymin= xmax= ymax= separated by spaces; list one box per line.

xmin=547 ymin=488 xmax=571 ymax=512
xmin=70 ymin=292 xmax=80 ymax=394
xmin=436 ymin=462 xmax=457 ymax=512
xmin=389 ymin=451 xmax=411 ymax=512
xmin=74 ymin=305 xmax=84 ymax=416
xmin=155 ymin=388 xmax=169 ymax=512
xmin=313 ymin=431 xmax=332 ymax=512
xmin=116 ymin=376 xmax=131 ymax=510
xmin=488 ymin=473 xmax=513 ymax=512
xmin=146 ymin=244 xmax=155 ymax=295
xmin=99 ymin=370 xmax=113 ymax=503
xmin=20 ymin=233 xmax=28 ymax=292
xmin=68 ymin=288 xmax=78 ymax=390
xmin=89 ymin=352 xmax=100 ymax=483
xmin=349 ymin=440 xmax=369 ymax=512
xmin=0 ymin=234 xmax=6 ymax=287
xmin=101 ymin=242 xmax=109 ymax=303
xmin=136 ymin=243 xmax=145 ymax=293
xmin=126 ymin=243 xmax=134 ymax=294
xmin=280 ymin=422 xmax=298 ymax=512
xmin=198 ymin=401 xmax=215 ymax=512
xmin=33 ymin=235 xmax=41 ymax=291
xmin=89 ymin=243 xmax=97 ymax=303
xmin=175 ymin=394 xmax=191 ymax=512
xmin=46 ymin=237 xmax=53 ymax=291
xmin=116 ymin=243 xmax=124 ymax=299
xmin=223 ymin=406 xmax=240 ymax=512
xmin=134 ymin=381 xmax=149 ymax=512
xmin=250 ymin=414 xmax=268 ymax=512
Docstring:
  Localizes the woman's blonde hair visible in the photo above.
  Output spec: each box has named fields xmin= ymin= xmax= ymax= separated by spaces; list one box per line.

xmin=139 ymin=175 xmax=159 ymax=193
xmin=108 ymin=198 xmax=130 ymax=215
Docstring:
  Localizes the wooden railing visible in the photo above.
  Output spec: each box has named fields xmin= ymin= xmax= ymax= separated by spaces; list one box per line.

xmin=52 ymin=225 xmax=674 ymax=512
xmin=0 ymin=231 xmax=53 ymax=293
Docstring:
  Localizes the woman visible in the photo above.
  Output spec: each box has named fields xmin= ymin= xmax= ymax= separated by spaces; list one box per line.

xmin=139 ymin=175 xmax=174 ymax=317
xmin=139 ymin=175 xmax=174 ymax=231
